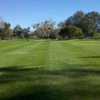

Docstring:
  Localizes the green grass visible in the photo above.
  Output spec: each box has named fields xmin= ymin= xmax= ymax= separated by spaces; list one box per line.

xmin=0 ymin=39 xmax=100 ymax=100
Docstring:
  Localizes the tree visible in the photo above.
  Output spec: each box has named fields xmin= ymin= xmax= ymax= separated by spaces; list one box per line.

xmin=58 ymin=21 xmax=66 ymax=28
xmin=65 ymin=11 xmax=85 ymax=26
xmin=80 ymin=17 xmax=96 ymax=37
xmin=73 ymin=11 xmax=85 ymax=26
xmin=33 ymin=19 xmax=56 ymax=39
xmin=85 ymin=11 xmax=100 ymax=32
xmin=0 ymin=22 xmax=13 ymax=40
xmin=13 ymin=25 xmax=23 ymax=39
xmin=23 ymin=27 xmax=30 ymax=40
xmin=86 ymin=11 xmax=100 ymax=23
xmin=63 ymin=11 xmax=100 ymax=38
xmin=59 ymin=25 xmax=83 ymax=39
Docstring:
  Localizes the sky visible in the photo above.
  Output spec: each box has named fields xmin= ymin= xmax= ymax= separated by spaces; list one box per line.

xmin=0 ymin=0 xmax=100 ymax=30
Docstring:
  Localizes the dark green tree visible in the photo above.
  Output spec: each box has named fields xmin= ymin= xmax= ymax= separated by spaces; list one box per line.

xmin=23 ymin=27 xmax=30 ymax=40
xmin=80 ymin=17 xmax=96 ymax=37
xmin=0 ymin=22 xmax=13 ymax=40
xmin=62 ymin=11 xmax=100 ymax=38
xmin=59 ymin=25 xmax=83 ymax=39
xmin=13 ymin=25 xmax=23 ymax=39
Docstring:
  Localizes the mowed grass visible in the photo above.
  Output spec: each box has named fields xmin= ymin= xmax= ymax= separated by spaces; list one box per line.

xmin=0 ymin=39 xmax=100 ymax=100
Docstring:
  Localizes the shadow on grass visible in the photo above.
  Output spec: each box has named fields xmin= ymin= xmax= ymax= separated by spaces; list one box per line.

xmin=0 ymin=64 xmax=100 ymax=100
xmin=80 ymin=56 xmax=100 ymax=58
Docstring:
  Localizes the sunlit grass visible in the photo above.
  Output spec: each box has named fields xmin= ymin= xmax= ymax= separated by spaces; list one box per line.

xmin=0 ymin=40 xmax=100 ymax=100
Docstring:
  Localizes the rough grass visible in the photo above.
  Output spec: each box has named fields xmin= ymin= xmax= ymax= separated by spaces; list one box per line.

xmin=0 ymin=39 xmax=100 ymax=100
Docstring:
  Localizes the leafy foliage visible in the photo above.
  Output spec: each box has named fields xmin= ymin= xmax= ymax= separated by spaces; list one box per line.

xmin=33 ymin=19 xmax=57 ymax=39
xmin=0 ymin=11 xmax=100 ymax=40
xmin=0 ymin=22 xmax=13 ymax=40
xmin=59 ymin=25 xmax=83 ymax=39
xmin=59 ymin=11 xmax=100 ymax=39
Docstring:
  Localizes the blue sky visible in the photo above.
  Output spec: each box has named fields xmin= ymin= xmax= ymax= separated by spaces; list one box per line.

xmin=0 ymin=0 xmax=100 ymax=30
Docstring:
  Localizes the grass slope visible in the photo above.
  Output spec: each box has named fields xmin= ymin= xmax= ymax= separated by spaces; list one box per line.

xmin=0 ymin=40 xmax=100 ymax=100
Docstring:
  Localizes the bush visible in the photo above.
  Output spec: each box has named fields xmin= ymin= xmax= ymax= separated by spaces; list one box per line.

xmin=93 ymin=33 xmax=100 ymax=39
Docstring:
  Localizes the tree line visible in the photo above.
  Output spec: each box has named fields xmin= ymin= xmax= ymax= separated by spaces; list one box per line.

xmin=58 ymin=11 xmax=100 ymax=39
xmin=0 ymin=22 xmax=31 ymax=40
xmin=0 ymin=11 xmax=100 ymax=40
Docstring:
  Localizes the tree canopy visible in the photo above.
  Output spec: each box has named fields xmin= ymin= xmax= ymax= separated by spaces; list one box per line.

xmin=0 ymin=11 xmax=100 ymax=40
xmin=59 ymin=11 xmax=100 ymax=39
